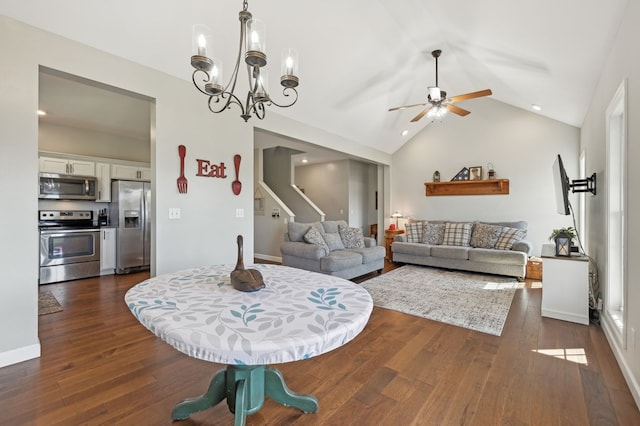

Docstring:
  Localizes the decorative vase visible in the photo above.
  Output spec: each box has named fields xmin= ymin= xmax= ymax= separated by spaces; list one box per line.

xmin=230 ymin=235 xmax=265 ymax=292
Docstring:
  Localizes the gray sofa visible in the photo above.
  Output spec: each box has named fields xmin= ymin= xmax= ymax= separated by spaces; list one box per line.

xmin=280 ymin=220 xmax=386 ymax=280
xmin=391 ymin=220 xmax=532 ymax=279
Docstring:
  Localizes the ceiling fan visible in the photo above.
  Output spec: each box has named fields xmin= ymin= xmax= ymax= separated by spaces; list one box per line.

xmin=389 ymin=49 xmax=492 ymax=122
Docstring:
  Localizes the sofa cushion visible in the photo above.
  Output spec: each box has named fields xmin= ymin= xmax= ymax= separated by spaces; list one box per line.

xmin=392 ymin=242 xmax=432 ymax=257
xmin=323 ymin=232 xmax=346 ymax=251
xmin=469 ymin=248 xmax=527 ymax=265
xmin=442 ymin=222 xmax=473 ymax=246
xmin=405 ymin=222 xmax=423 ymax=243
xmin=469 ymin=223 xmax=503 ymax=249
xmin=338 ymin=225 xmax=365 ymax=249
xmin=303 ymin=227 xmax=329 ymax=255
xmin=321 ymin=220 xmax=348 ymax=234
xmin=288 ymin=222 xmax=322 ymax=242
xmin=431 ymin=245 xmax=470 ymax=260
xmin=422 ymin=222 xmax=445 ymax=245
xmin=495 ymin=227 xmax=527 ymax=250
xmin=320 ymin=250 xmax=363 ymax=272
xmin=349 ymin=246 xmax=386 ymax=263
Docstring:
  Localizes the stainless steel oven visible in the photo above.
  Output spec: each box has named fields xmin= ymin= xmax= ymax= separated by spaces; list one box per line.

xmin=39 ymin=210 xmax=101 ymax=285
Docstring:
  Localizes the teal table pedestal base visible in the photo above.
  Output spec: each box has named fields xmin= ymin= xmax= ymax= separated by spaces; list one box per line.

xmin=171 ymin=365 xmax=318 ymax=425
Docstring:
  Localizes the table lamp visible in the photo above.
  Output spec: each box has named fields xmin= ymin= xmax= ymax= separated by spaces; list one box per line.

xmin=391 ymin=211 xmax=403 ymax=229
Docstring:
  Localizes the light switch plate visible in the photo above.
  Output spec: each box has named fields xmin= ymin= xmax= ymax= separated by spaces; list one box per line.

xmin=169 ymin=208 xmax=181 ymax=219
xmin=235 ymin=208 xmax=244 ymax=218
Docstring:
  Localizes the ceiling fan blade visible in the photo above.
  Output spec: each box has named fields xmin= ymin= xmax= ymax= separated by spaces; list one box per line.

xmin=445 ymin=104 xmax=470 ymax=116
xmin=449 ymin=89 xmax=492 ymax=103
xmin=410 ymin=106 xmax=432 ymax=122
xmin=388 ymin=102 xmax=427 ymax=112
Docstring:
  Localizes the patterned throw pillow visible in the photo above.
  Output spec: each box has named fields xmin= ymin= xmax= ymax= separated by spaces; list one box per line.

xmin=338 ymin=225 xmax=365 ymax=249
xmin=421 ymin=222 xmax=445 ymax=245
xmin=405 ymin=222 xmax=424 ymax=243
xmin=303 ymin=227 xmax=329 ymax=255
xmin=469 ymin=223 xmax=503 ymax=249
xmin=442 ymin=222 xmax=473 ymax=246
xmin=494 ymin=227 xmax=527 ymax=250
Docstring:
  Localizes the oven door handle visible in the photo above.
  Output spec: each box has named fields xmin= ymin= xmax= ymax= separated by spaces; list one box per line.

xmin=40 ymin=229 xmax=99 ymax=236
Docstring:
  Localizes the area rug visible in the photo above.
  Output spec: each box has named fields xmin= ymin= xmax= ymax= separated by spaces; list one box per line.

xmin=39 ymin=291 xmax=63 ymax=315
xmin=360 ymin=265 xmax=519 ymax=336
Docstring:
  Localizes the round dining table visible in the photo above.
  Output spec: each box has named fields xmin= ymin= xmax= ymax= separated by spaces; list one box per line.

xmin=125 ymin=263 xmax=373 ymax=425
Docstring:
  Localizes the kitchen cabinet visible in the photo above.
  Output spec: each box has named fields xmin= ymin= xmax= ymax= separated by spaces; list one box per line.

xmin=95 ymin=162 xmax=111 ymax=202
xmin=111 ymin=164 xmax=151 ymax=181
xmin=39 ymin=156 xmax=95 ymax=176
xmin=100 ymin=228 xmax=116 ymax=275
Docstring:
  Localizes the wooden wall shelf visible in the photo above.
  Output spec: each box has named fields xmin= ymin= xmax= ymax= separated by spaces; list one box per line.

xmin=425 ymin=179 xmax=510 ymax=196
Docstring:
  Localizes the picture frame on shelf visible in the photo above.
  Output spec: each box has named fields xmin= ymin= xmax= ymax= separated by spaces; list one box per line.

xmin=469 ymin=166 xmax=483 ymax=180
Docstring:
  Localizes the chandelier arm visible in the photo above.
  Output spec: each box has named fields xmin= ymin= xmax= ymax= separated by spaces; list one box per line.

xmin=266 ymin=87 xmax=299 ymax=108
xmin=207 ymin=91 xmax=245 ymax=116
xmin=191 ymin=70 xmax=213 ymax=96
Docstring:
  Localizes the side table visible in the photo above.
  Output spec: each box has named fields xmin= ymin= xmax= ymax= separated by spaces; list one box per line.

xmin=384 ymin=228 xmax=404 ymax=260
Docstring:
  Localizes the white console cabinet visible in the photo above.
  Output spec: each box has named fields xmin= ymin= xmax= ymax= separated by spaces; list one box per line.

xmin=100 ymin=228 xmax=116 ymax=276
xmin=541 ymin=255 xmax=590 ymax=325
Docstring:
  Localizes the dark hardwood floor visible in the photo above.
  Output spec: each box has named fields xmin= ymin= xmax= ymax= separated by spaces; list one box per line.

xmin=1 ymin=261 xmax=638 ymax=425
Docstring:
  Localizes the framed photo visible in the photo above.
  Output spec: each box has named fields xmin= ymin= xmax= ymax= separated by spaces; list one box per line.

xmin=469 ymin=166 xmax=483 ymax=180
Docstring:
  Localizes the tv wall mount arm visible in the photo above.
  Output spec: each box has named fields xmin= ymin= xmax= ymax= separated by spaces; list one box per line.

xmin=570 ymin=173 xmax=596 ymax=195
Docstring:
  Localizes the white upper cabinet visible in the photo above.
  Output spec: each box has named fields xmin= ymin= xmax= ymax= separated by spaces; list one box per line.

xmin=39 ymin=156 xmax=95 ymax=176
xmin=111 ymin=164 xmax=151 ymax=181
xmin=95 ymin=162 xmax=111 ymax=202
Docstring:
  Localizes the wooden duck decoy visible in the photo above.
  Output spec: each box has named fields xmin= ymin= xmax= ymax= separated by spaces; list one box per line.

xmin=230 ymin=235 xmax=265 ymax=292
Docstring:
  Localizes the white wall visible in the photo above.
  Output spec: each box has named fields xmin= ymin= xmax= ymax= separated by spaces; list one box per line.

xmin=391 ymin=97 xmax=580 ymax=257
xmin=580 ymin=0 xmax=640 ymax=406
xmin=39 ymin=121 xmax=151 ymax=163
xmin=295 ymin=160 xmax=350 ymax=222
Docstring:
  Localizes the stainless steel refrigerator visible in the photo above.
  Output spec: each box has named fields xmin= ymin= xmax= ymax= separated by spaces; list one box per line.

xmin=110 ymin=180 xmax=151 ymax=274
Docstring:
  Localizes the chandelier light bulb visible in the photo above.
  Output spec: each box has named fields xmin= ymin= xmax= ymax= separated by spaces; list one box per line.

xmin=197 ymin=34 xmax=207 ymax=56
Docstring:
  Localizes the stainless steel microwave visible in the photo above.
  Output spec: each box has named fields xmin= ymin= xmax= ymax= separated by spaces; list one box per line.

xmin=39 ymin=173 xmax=98 ymax=200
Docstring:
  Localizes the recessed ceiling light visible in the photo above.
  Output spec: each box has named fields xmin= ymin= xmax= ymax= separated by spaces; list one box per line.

xmin=531 ymin=104 xmax=542 ymax=111
xmin=302 ymin=159 xmax=308 ymax=163
xmin=401 ymin=129 xmax=409 ymax=136
xmin=37 ymin=109 xmax=47 ymax=116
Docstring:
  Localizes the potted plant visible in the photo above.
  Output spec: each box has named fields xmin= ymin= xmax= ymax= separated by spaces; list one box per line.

xmin=549 ymin=227 xmax=576 ymax=256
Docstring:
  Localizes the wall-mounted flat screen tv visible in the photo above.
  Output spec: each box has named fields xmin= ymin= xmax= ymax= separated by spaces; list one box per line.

xmin=552 ymin=154 xmax=571 ymax=215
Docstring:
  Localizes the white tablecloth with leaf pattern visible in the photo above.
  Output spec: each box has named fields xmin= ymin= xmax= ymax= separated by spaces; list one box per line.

xmin=125 ymin=264 xmax=373 ymax=365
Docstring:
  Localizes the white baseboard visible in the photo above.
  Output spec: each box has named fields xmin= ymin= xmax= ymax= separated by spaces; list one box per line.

xmin=601 ymin=315 xmax=640 ymax=410
xmin=254 ymin=253 xmax=281 ymax=263
xmin=0 ymin=343 xmax=41 ymax=368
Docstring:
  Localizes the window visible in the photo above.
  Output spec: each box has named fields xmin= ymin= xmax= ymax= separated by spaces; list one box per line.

xmin=605 ymin=80 xmax=627 ymax=345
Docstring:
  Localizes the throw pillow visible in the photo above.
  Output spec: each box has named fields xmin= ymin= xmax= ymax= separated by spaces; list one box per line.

xmin=405 ymin=222 xmax=424 ymax=243
xmin=323 ymin=232 xmax=345 ymax=251
xmin=442 ymin=222 xmax=473 ymax=246
xmin=303 ymin=227 xmax=329 ymax=255
xmin=338 ymin=225 xmax=365 ymax=249
xmin=469 ymin=223 xmax=503 ymax=249
xmin=421 ymin=222 xmax=445 ymax=245
xmin=495 ymin=227 xmax=527 ymax=250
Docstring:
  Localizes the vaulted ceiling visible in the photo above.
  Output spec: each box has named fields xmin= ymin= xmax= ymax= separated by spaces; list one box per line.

xmin=1 ymin=0 xmax=630 ymax=154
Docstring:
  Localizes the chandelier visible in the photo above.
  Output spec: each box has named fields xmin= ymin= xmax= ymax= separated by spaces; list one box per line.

xmin=189 ymin=0 xmax=299 ymax=122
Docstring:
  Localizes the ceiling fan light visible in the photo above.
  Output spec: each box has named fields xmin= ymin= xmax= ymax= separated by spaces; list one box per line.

xmin=428 ymin=86 xmax=441 ymax=101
